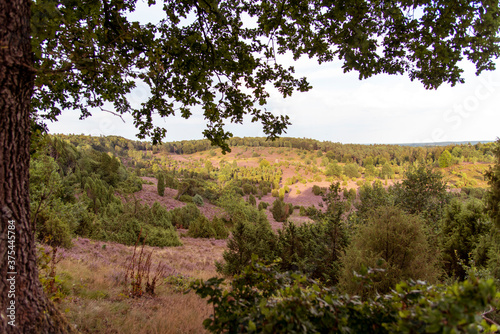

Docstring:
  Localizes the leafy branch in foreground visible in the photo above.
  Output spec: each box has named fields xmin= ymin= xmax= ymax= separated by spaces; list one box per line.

xmin=193 ymin=258 xmax=500 ymax=334
xmin=31 ymin=1 xmax=500 ymax=150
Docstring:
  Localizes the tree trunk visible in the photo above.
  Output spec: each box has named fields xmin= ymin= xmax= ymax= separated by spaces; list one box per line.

xmin=0 ymin=1 xmax=75 ymax=332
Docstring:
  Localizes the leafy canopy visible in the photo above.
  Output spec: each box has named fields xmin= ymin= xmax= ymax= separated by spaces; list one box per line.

xmin=31 ymin=0 xmax=500 ymax=151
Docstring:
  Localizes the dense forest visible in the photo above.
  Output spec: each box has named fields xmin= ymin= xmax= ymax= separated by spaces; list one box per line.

xmin=29 ymin=133 xmax=500 ymax=333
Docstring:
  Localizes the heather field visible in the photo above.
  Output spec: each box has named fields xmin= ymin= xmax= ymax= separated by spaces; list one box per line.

xmin=49 ymin=236 xmax=225 ymax=333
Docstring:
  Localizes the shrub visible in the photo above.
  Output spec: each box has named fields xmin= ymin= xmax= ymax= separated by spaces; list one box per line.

xmin=170 ymin=203 xmax=201 ymax=229
xmin=164 ymin=174 xmax=177 ymax=188
xmin=178 ymin=194 xmax=193 ymax=203
xmin=299 ymin=206 xmax=306 ymax=216
xmin=192 ymin=194 xmax=204 ymax=206
xmin=261 ymin=186 xmax=270 ymax=196
xmin=381 ymin=163 xmax=394 ymax=179
xmin=304 ymin=205 xmax=319 ymax=217
xmin=242 ymin=183 xmax=253 ymax=195
xmin=119 ymin=175 xmax=143 ymax=193
xmin=212 ymin=217 xmax=229 ymax=239
xmin=325 ymin=163 xmax=343 ymax=178
xmin=343 ymin=163 xmax=360 ymax=178
xmin=270 ymin=199 xmax=292 ymax=222
xmin=439 ymin=150 xmax=453 ymax=168
xmin=313 ymin=174 xmax=322 ymax=182
xmin=259 ymin=159 xmax=270 ymax=168
xmin=142 ymin=225 xmax=183 ymax=247
xmin=258 ymin=201 xmax=269 ymax=211
xmin=248 ymin=194 xmax=256 ymax=206
xmin=312 ymin=185 xmax=322 ymax=196
xmin=36 ymin=208 xmax=73 ymax=249
xmin=278 ymin=188 xmax=285 ymax=200
xmin=340 ymin=206 xmax=439 ymax=297
xmin=188 ymin=216 xmax=229 ymax=239
xmin=157 ymin=173 xmax=165 ymax=196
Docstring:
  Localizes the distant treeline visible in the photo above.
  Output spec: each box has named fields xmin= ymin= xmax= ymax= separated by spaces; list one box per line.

xmin=53 ymin=134 xmax=496 ymax=166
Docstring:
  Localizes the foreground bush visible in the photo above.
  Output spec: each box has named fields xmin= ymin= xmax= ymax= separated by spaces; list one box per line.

xmin=340 ymin=206 xmax=439 ymax=296
xmin=193 ymin=260 xmax=499 ymax=334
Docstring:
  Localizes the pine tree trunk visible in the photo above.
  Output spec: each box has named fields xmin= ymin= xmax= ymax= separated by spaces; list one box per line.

xmin=0 ymin=1 xmax=76 ymax=332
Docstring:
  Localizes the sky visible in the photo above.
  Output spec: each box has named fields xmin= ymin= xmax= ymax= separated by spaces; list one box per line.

xmin=47 ymin=2 xmax=500 ymax=145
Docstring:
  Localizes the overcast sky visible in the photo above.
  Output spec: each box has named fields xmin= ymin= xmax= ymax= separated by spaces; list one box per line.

xmin=47 ymin=2 xmax=500 ymax=145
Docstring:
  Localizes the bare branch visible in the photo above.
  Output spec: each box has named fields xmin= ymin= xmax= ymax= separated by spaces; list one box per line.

xmin=99 ymin=107 xmax=126 ymax=123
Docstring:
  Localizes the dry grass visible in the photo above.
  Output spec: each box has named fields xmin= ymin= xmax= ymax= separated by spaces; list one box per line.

xmin=54 ymin=236 xmax=224 ymax=333
xmin=61 ymin=292 xmax=211 ymax=333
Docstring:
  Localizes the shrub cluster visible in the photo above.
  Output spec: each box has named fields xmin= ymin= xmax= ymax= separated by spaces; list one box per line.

xmin=188 ymin=216 xmax=229 ymax=239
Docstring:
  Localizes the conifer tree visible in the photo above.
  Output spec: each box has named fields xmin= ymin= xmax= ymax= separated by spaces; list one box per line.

xmin=157 ymin=173 xmax=165 ymax=197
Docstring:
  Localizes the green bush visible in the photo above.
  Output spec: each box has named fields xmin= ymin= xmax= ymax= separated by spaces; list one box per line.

xmin=260 ymin=186 xmax=270 ymax=196
xmin=178 ymin=194 xmax=193 ymax=203
xmin=157 ymin=173 xmax=165 ymax=196
xmin=343 ymin=163 xmax=360 ymax=178
xmin=142 ymin=225 xmax=182 ymax=247
xmin=248 ymin=194 xmax=256 ymax=206
xmin=270 ymin=199 xmax=291 ymax=222
xmin=95 ymin=201 xmax=182 ymax=247
xmin=164 ymin=174 xmax=177 ymax=188
xmin=35 ymin=207 xmax=73 ymax=249
xmin=381 ymin=163 xmax=394 ymax=179
xmin=192 ymin=194 xmax=204 ymax=206
xmin=257 ymin=201 xmax=269 ymax=211
xmin=278 ymin=188 xmax=285 ymax=200
xmin=241 ymin=183 xmax=253 ymax=195
xmin=325 ymin=162 xmax=343 ymax=178
xmin=188 ymin=216 xmax=229 ymax=239
xmin=170 ymin=203 xmax=201 ymax=229
xmin=312 ymin=185 xmax=322 ymax=196
xmin=340 ymin=206 xmax=439 ymax=297
xmin=299 ymin=206 xmax=307 ymax=216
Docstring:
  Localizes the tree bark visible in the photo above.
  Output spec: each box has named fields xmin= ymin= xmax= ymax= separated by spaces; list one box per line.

xmin=0 ymin=1 xmax=75 ymax=332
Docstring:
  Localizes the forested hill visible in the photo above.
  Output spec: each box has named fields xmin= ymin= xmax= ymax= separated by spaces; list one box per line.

xmin=51 ymin=133 xmax=497 ymax=166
